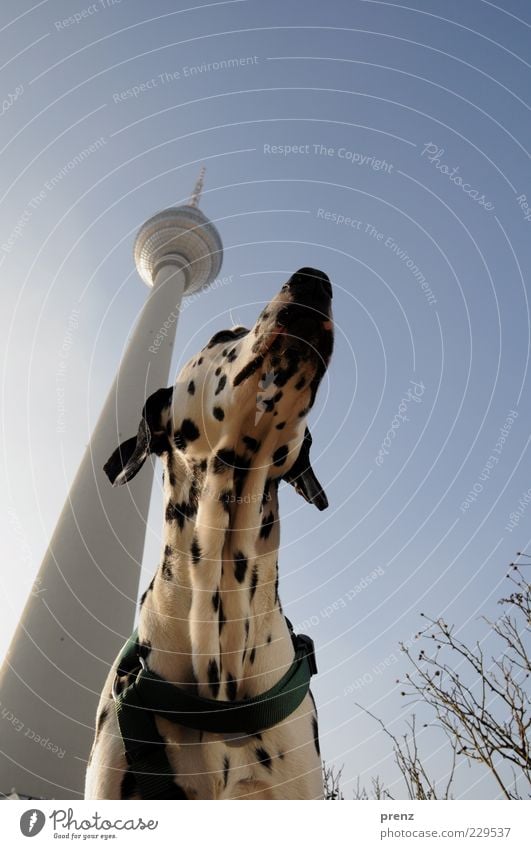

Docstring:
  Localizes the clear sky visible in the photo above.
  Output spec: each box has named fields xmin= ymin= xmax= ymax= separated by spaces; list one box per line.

xmin=1 ymin=0 xmax=530 ymax=799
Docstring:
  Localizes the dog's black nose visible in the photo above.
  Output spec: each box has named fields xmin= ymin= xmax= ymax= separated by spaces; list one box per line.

xmin=288 ymin=267 xmax=332 ymax=301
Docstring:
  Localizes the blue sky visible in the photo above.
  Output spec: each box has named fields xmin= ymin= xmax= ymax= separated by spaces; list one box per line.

xmin=1 ymin=0 xmax=531 ymax=798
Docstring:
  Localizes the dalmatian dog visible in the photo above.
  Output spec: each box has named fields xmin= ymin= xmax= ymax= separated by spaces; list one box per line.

xmin=85 ymin=267 xmax=334 ymax=799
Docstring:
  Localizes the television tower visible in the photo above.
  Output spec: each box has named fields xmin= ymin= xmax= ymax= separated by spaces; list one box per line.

xmin=0 ymin=170 xmax=223 ymax=799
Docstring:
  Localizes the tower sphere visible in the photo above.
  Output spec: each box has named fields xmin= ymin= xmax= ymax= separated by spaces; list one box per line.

xmin=133 ymin=204 xmax=223 ymax=293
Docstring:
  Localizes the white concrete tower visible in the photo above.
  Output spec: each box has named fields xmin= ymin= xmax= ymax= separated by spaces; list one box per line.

xmin=0 ymin=170 xmax=223 ymax=799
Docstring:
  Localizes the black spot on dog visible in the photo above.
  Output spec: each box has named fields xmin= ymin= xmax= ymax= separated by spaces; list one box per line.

xmin=165 ymin=501 xmax=180 ymax=525
xmin=226 ymin=674 xmax=237 ymax=701
xmin=249 ymin=647 xmax=256 ymax=665
xmin=274 ymin=359 xmax=300 ymax=388
xmin=233 ymin=354 xmax=264 ymax=386
xmin=212 ymin=588 xmax=220 ymax=612
xmin=187 ymin=380 xmax=195 ymax=395
xmin=174 ymin=419 xmax=200 ymax=450
xmin=267 ymin=633 xmax=272 ymax=644
xmin=233 ymin=476 xmax=245 ymax=500
xmin=215 ymin=366 xmax=221 ymax=376
xmin=312 ymin=715 xmax=320 ymax=756
xmin=255 ymin=747 xmax=272 ymax=770
xmin=243 ymin=435 xmax=261 ymax=453
xmin=235 ymin=452 xmax=251 ymax=472
xmin=233 ymin=454 xmax=251 ymax=499
xmin=165 ymin=497 xmax=198 ymax=530
xmin=273 ymin=390 xmax=283 ymax=402
xmin=190 ymin=535 xmax=202 ymax=565
xmin=215 ymin=374 xmax=227 ymax=395
xmin=139 ymin=576 xmax=155 ymax=608
xmin=273 ymin=445 xmax=289 ymax=466
xmin=223 ymin=755 xmax=230 ymax=788
xmin=213 ymin=448 xmax=236 ymax=474
xmin=219 ymin=599 xmax=226 ymax=633
xmin=161 ymin=556 xmax=173 ymax=580
xmin=208 ymin=659 xmax=220 ymax=698
xmin=262 ymin=478 xmax=275 ymax=507
xmin=213 ymin=406 xmax=225 ymax=421
xmin=207 ymin=328 xmax=248 ymax=348
xmin=278 ymin=751 xmax=285 ymax=760
xmin=260 ymin=397 xmax=275 ymax=413
xmin=250 ymin=565 xmax=259 ymax=600
xmin=181 ymin=418 xmax=200 ymax=441
xmin=298 ymin=406 xmax=309 ymax=418
xmin=244 ymin=618 xmax=250 ymax=638
xmin=219 ymin=489 xmax=232 ymax=512
xmin=295 ymin=376 xmax=306 ymax=390
xmin=275 ymin=421 xmax=286 ymax=430
xmin=234 ymin=551 xmax=248 ymax=583
xmin=227 ymin=347 xmax=237 ymax=362
xmin=260 ymin=511 xmax=275 ymax=540
xmin=197 ymin=356 xmax=203 ymax=364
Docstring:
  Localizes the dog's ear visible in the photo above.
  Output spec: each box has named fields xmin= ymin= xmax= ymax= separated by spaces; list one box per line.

xmin=103 ymin=387 xmax=174 ymax=486
xmin=282 ymin=427 xmax=328 ymax=510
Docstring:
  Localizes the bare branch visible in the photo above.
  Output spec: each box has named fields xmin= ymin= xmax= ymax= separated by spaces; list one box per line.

xmin=353 ymin=557 xmax=530 ymax=801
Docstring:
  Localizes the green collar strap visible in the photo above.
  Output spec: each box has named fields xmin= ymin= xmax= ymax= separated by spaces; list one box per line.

xmin=112 ymin=623 xmax=317 ymax=799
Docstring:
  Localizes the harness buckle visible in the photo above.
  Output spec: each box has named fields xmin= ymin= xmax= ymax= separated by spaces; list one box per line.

xmin=296 ymin=633 xmax=318 ymax=677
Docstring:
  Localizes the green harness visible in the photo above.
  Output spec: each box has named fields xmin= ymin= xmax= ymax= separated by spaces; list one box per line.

xmin=112 ymin=622 xmax=317 ymax=799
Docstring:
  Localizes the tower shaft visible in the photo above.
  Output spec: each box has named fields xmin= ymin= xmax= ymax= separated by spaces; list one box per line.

xmin=0 ymin=169 xmax=222 ymax=799
xmin=0 ymin=266 xmax=186 ymax=799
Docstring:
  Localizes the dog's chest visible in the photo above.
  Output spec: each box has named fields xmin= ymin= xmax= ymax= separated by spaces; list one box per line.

xmin=154 ymin=719 xmax=287 ymax=797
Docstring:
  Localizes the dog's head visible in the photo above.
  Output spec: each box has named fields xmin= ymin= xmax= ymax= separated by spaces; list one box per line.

xmin=104 ymin=267 xmax=333 ymax=509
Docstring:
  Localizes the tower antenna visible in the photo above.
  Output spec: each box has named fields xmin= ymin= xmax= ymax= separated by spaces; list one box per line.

xmin=189 ymin=165 xmax=206 ymax=208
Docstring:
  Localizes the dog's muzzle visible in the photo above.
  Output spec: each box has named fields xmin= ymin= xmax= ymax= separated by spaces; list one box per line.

xmin=275 ymin=268 xmax=332 ymax=348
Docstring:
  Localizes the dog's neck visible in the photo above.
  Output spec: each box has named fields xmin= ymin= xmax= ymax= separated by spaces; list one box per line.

xmin=137 ymin=446 xmax=294 ymax=701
